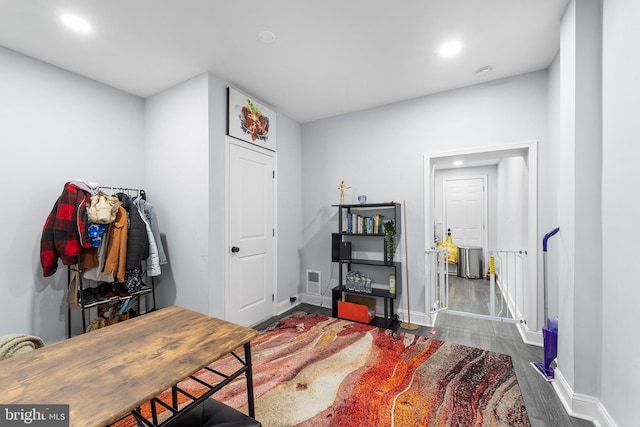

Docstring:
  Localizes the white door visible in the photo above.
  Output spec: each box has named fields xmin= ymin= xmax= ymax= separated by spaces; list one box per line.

xmin=227 ymin=141 xmax=275 ymax=326
xmin=444 ymin=178 xmax=485 ymax=248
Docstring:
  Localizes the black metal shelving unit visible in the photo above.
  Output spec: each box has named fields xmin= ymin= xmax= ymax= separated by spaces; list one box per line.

xmin=331 ymin=203 xmax=402 ymax=325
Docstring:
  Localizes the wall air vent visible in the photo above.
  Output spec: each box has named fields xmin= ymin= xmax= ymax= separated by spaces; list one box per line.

xmin=306 ymin=270 xmax=321 ymax=295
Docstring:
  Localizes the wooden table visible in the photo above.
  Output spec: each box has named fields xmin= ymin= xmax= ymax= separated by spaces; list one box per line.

xmin=1 ymin=306 xmax=258 ymax=427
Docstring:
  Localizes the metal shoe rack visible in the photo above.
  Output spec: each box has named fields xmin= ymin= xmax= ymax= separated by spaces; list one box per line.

xmin=67 ymin=264 xmax=156 ymax=338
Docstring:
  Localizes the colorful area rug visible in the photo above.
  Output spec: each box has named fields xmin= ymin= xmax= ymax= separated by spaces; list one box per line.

xmin=115 ymin=313 xmax=530 ymax=426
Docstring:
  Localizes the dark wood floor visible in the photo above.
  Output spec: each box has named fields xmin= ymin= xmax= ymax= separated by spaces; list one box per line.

xmin=255 ymin=277 xmax=593 ymax=427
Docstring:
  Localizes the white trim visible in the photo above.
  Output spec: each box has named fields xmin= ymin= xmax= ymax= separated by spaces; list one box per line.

xmin=273 ymin=150 xmax=279 ymax=315
xmin=517 ymin=323 xmax=543 ymax=346
xmin=224 ymin=137 xmax=231 ymax=319
xmin=396 ymin=308 xmax=435 ymax=328
xmin=553 ymin=369 xmax=618 ymax=427
xmin=277 ymin=295 xmax=300 ymax=315
xmin=300 ymin=292 xmax=333 ymax=309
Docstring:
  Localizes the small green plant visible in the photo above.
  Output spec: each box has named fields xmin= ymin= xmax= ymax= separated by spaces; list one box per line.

xmin=383 ymin=220 xmax=396 ymax=264
xmin=246 ymin=98 xmax=261 ymax=114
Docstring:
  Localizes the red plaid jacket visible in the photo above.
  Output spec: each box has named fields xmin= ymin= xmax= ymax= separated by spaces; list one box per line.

xmin=40 ymin=183 xmax=92 ymax=277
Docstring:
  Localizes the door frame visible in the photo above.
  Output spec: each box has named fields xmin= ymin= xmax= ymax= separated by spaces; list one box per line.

xmin=424 ymin=141 xmax=540 ymax=345
xmin=442 ymin=175 xmax=488 ymax=266
xmin=224 ymin=136 xmax=277 ymax=324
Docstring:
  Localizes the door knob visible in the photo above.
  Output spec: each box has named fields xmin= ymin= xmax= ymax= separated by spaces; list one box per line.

xmin=231 ymin=246 xmax=240 ymax=253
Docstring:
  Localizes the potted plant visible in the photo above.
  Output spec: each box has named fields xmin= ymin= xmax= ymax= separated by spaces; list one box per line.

xmin=383 ymin=220 xmax=396 ymax=264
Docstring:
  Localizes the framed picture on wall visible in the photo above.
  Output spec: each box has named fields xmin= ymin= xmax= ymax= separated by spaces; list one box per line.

xmin=227 ymin=87 xmax=277 ymax=151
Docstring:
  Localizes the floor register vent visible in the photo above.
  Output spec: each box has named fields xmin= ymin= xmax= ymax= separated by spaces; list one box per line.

xmin=306 ymin=270 xmax=321 ymax=295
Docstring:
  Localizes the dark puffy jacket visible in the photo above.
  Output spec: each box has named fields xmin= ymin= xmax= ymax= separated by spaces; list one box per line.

xmin=116 ymin=193 xmax=149 ymax=270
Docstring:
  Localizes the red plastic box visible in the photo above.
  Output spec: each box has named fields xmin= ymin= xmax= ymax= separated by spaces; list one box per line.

xmin=337 ymin=295 xmax=376 ymax=324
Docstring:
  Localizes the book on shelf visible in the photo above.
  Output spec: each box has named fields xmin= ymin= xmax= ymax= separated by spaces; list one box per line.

xmin=344 ymin=213 xmax=384 ymax=234
xmin=342 ymin=209 xmax=348 ymax=233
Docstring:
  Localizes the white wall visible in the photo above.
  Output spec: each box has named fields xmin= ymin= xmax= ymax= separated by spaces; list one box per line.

xmin=0 ymin=46 xmax=145 ymax=342
xmin=545 ymin=53 xmax=561 ymax=322
xmin=557 ymin=0 xmax=578 ymax=391
xmin=0 ymin=48 xmax=303 ymax=342
xmin=496 ymin=157 xmax=528 ymax=252
xmin=275 ymin=114 xmax=303 ymax=310
xmin=206 ymin=73 xmax=231 ymax=319
xmin=556 ymin=0 xmax=603 ymax=402
xmin=572 ymin=0 xmax=603 ymax=399
xmin=144 ymin=73 xmax=211 ymax=314
xmin=301 ymin=70 xmax=548 ymax=318
xmin=601 ymin=0 xmax=640 ymax=425
xmin=144 ymin=73 xmax=304 ymax=319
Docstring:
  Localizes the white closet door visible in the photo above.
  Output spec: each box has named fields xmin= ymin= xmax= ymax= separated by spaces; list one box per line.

xmin=444 ymin=177 xmax=485 ymax=248
xmin=226 ymin=142 xmax=275 ymax=327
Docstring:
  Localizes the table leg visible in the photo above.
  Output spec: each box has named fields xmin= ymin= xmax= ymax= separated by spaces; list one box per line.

xmin=244 ymin=342 xmax=256 ymax=418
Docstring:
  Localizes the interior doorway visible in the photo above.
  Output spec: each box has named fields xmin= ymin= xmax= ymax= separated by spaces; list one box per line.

xmin=423 ymin=141 xmax=539 ymax=344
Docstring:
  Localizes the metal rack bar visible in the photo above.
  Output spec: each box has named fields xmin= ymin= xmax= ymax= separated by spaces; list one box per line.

xmin=99 ymin=186 xmax=145 ymax=196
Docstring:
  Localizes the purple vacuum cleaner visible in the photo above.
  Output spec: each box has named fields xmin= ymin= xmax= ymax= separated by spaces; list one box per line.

xmin=532 ymin=227 xmax=559 ymax=381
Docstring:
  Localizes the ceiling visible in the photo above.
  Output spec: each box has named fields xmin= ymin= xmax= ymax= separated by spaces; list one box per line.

xmin=431 ymin=146 xmax=529 ymax=171
xmin=0 ymin=0 xmax=568 ymax=124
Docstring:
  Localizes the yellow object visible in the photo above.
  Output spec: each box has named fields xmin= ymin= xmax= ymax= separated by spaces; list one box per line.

xmin=437 ymin=233 xmax=458 ymax=264
xmin=489 ymin=256 xmax=495 ymax=274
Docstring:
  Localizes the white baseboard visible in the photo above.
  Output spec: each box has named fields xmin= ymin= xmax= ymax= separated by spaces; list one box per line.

xmin=517 ymin=322 xmax=543 ymax=347
xmin=553 ymin=368 xmax=618 ymax=427
xmin=299 ymin=292 xmax=333 ymax=309
xmin=396 ymin=308 xmax=436 ymax=328
xmin=277 ymin=295 xmax=301 ymax=315
xmin=491 ymin=276 xmax=543 ymax=347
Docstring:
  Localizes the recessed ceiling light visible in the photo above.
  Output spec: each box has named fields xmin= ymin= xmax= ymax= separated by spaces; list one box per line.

xmin=439 ymin=40 xmax=462 ymax=57
xmin=60 ymin=13 xmax=92 ymax=33
xmin=258 ymin=30 xmax=276 ymax=44
xmin=453 ymin=160 xmax=464 ymax=166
